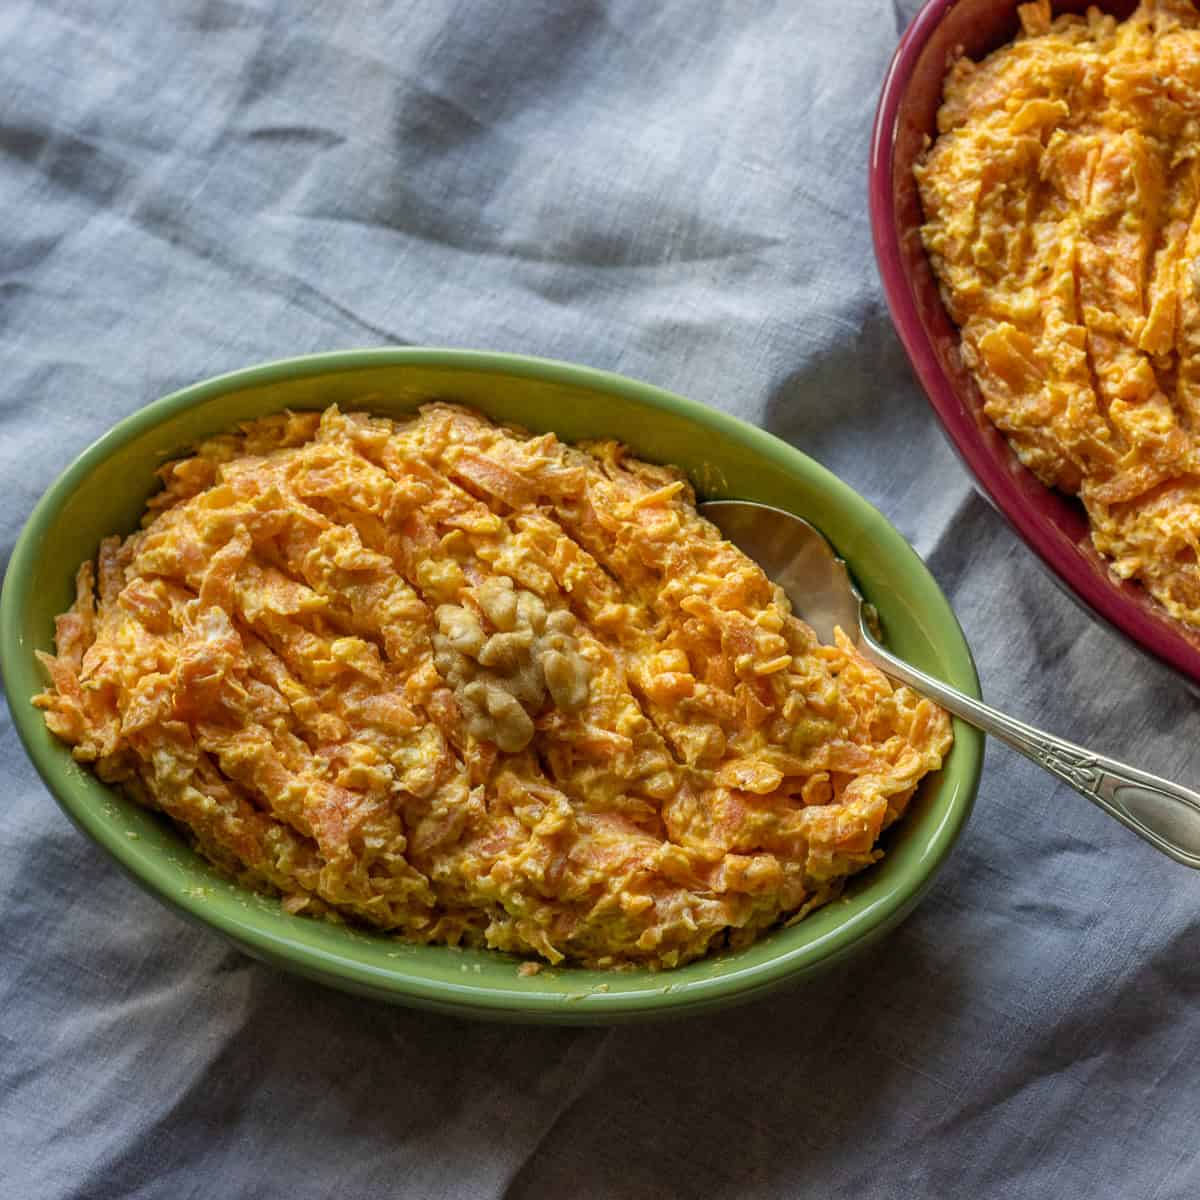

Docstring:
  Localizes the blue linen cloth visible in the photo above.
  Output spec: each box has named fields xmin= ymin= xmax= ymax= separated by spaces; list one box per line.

xmin=2 ymin=2 xmax=1198 ymax=1196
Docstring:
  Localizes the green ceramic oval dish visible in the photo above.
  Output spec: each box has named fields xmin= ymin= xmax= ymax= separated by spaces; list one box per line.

xmin=0 ymin=349 xmax=983 ymax=1023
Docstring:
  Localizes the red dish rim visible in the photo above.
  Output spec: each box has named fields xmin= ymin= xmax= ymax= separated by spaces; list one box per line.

xmin=869 ymin=0 xmax=1200 ymax=689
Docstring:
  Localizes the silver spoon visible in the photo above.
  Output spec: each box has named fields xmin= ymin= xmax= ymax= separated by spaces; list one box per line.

xmin=701 ymin=499 xmax=1200 ymax=869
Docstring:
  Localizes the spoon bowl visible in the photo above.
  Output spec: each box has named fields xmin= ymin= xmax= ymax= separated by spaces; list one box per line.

xmin=698 ymin=500 xmax=862 ymax=646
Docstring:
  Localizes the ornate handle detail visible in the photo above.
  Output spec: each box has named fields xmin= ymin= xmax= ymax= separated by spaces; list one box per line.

xmin=1026 ymin=742 xmax=1103 ymax=795
xmin=859 ymin=633 xmax=1200 ymax=870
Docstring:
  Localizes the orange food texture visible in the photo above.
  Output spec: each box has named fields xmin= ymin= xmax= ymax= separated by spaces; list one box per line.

xmin=34 ymin=404 xmax=951 ymax=968
xmin=917 ymin=0 xmax=1200 ymax=626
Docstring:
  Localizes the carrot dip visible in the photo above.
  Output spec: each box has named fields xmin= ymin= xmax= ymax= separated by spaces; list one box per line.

xmin=34 ymin=404 xmax=951 ymax=969
xmin=916 ymin=0 xmax=1200 ymax=626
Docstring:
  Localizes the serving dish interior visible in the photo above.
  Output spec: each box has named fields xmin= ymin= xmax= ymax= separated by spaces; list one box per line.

xmin=871 ymin=0 xmax=1200 ymax=684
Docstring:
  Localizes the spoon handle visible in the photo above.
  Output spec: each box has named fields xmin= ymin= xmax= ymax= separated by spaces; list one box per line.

xmin=860 ymin=634 xmax=1200 ymax=869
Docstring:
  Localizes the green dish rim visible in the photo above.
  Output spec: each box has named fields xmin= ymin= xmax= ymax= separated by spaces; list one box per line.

xmin=1 ymin=348 xmax=983 ymax=1021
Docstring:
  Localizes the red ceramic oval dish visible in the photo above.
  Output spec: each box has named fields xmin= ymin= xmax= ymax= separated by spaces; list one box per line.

xmin=868 ymin=0 xmax=1200 ymax=687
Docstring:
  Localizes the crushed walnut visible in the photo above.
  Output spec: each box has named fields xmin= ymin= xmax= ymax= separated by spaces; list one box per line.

xmin=432 ymin=575 xmax=592 ymax=753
